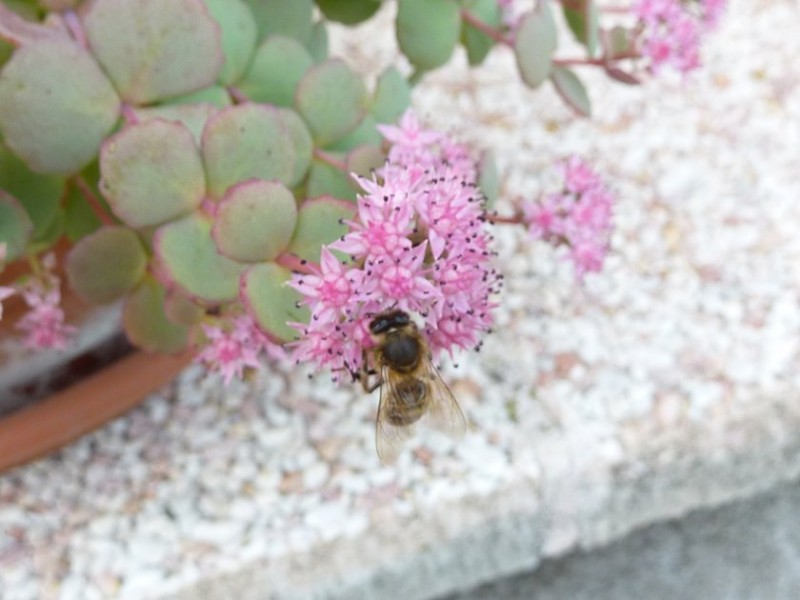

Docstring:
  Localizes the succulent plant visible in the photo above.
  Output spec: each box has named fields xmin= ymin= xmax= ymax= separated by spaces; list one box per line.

xmin=0 ymin=0 xmax=726 ymax=379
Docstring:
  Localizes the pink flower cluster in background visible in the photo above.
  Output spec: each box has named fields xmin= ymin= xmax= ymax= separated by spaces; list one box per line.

xmin=1 ymin=248 xmax=76 ymax=350
xmin=290 ymin=110 xmax=501 ymax=380
xmin=634 ymin=0 xmax=727 ymax=74
xmin=17 ymin=283 xmax=76 ymax=351
xmin=196 ymin=315 xmax=287 ymax=385
xmin=522 ymin=156 xmax=614 ymax=277
xmin=15 ymin=254 xmax=76 ymax=350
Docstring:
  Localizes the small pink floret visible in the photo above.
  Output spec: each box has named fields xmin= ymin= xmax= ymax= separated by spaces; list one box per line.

xmin=196 ymin=315 xmax=285 ymax=384
xmin=17 ymin=284 xmax=76 ymax=351
xmin=522 ymin=156 xmax=614 ymax=278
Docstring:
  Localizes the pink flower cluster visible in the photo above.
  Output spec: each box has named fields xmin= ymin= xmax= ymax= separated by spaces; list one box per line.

xmin=633 ymin=0 xmax=727 ymax=74
xmin=290 ymin=110 xmax=500 ymax=380
xmin=522 ymin=156 xmax=614 ymax=277
xmin=17 ymin=283 xmax=76 ymax=351
xmin=16 ymin=253 xmax=77 ymax=350
xmin=195 ymin=315 xmax=287 ymax=385
xmin=0 ymin=249 xmax=76 ymax=350
xmin=496 ymin=0 xmax=522 ymax=31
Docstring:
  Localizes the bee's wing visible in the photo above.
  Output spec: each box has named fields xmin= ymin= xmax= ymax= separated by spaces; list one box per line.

xmin=423 ymin=361 xmax=467 ymax=440
xmin=375 ymin=366 xmax=415 ymax=464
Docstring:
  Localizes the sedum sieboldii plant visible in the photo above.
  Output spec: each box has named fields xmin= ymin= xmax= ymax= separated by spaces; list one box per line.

xmin=0 ymin=0 xmax=726 ymax=383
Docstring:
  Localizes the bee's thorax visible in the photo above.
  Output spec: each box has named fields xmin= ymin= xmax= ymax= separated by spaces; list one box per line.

xmin=380 ymin=331 xmax=420 ymax=372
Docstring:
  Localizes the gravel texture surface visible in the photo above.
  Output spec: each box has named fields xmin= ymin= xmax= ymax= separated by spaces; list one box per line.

xmin=2 ymin=1 xmax=800 ymax=598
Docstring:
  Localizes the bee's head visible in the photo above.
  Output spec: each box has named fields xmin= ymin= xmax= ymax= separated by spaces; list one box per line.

xmin=369 ymin=309 xmax=411 ymax=336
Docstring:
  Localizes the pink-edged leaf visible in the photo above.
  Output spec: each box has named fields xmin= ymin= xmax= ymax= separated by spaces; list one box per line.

xmin=604 ymin=65 xmax=641 ymax=85
xmin=551 ymin=65 xmax=591 ymax=117
xmin=123 ymin=277 xmax=192 ymax=354
xmin=0 ymin=38 xmax=120 ymax=174
xmin=82 ymin=0 xmax=223 ymax=105
xmin=287 ymin=196 xmax=354 ymax=262
xmin=514 ymin=2 xmax=558 ymax=88
xmin=100 ymin=119 xmax=205 ymax=228
xmin=0 ymin=3 xmax=67 ymax=46
xmin=201 ymin=103 xmax=296 ymax=199
xmin=155 ymin=211 xmax=245 ymax=303
xmin=66 ymin=226 xmax=147 ymax=304
xmin=240 ymin=262 xmax=308 ymax=342
xmin=212 ymin=179 xmax=297 ymax=263
xmin=0 ymin=190 xmax=33 ymax=261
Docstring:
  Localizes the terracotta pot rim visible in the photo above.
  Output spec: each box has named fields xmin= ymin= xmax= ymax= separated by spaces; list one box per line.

xmin=0 ymin=350 xmax=193 ymax=474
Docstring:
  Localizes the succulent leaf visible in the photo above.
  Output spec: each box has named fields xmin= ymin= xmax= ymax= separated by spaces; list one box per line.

xmin=155 ymin=211 xmax=245 ymax=303
xmin=316 ymin=0 xmax=381 ymax=25
xmin=326 ymin=114 xmax=382 ymax=152
xmin=0 ymin=142 xmax=64 ymax=242
xmin=100 ymin=120 xmax=206 ymax=228
xmin=460 ymin=0 xmax=502 ymax=66
xmin=0 ymin=38 xmax=120 ymax=174
xmin=238 ymin=35 xmax=314 ymax=107
xmin=551 ymin=65 xmax=591 ymax=117
xmin=212 ymin=179 xmax=297 ymax=263
xmin=241 ymin=262 xmax=308 ymax=342
xmin=0 ymin=191 xmax=33 ymax=261
xmin=396 ymin=0 xmax=461 ymax=71
xmin=514 ymin=2 xmax=558 ymax=88
xmin=164 ymin=288 xmax=205 ymax=326
xmin=346 ymin=145 xmax=385 ymax=183
xmin=66 ymin=226 xmax=147 ymax=304
xmin=295 ymin=59 xmax=369 ymax=146
xmin=27 ymin=207 xmax=65 ymax=253
xmin=132 ymin=103 xmax=221 ymax=145
xmin=201 ymin=103 xmax=296 ymax=199
xmin=276 ymin=108 xmax=314 ymax=188
xmin=371 ymin=67 xmax=412 ymax=124
xmin=123 ymin=277 xmax=191 ymax=354
xmin=306 ymin=157 xmax=356 ymax=201
xmin=563 ymin=0 xmax=599 ymax=57
xmin=163 ymin=86 xmax=233 ymax=108
xmin=243 ymin=0 xmax=313 ymax=43
xmin=203 ymin=0 xmax=258 ymax=85
xmin=0 ymin=1 xmax=65 ymax=48
xmin=82 ymin=0 xmax=223 ymax=104
xmin=604 ymin=66 xmax=641 ymax=86
xmin=605 ymin=25 xmax=634 ymax=59
xmin=477 ymin=149 xmax=500 ymax=209
xmin=287 ymin=196 xmax=354 ymax=262
xmin=305 ymin=20 xmax=329 ymax=63
xmin=64 ymin=185 xmax=102 ymax=242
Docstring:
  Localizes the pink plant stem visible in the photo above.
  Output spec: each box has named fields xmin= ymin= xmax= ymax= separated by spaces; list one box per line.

xmin=558 ymin=0 xmax=631 ymax=12
xmin=275 ymin=252 xmax=318 ymax=275
xmin=460 ymin=8 xmax=640 ymax=67
xmin=72 ymin=175 xmax=116 ymax=226
xmin=557 ymin=48 xmax=641 ymax=66
xmin=313 ymin=149 xmax=348 ymax=172
xmin=598 ymin=5 xmax=631 ymax=14
xmin=62 ymin=10 xmax=88 ymax=50
xmin=227 ymin=86 xmax=249 ymax=104
xmin=485 ymin=212 xmax=525 ymax=226
xmin=460 ymin=9 xmax=513 ymax=45
xmin=121 ymin=103 xmax=139 ymax=125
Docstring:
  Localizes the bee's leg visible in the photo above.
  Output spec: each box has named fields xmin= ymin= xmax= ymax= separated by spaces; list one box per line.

xmin=360 ymin=351 xmax=382 ymax=393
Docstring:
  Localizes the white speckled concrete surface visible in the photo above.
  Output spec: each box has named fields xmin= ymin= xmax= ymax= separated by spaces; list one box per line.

xmin=2 ymin=0 xmax=800 ymax=598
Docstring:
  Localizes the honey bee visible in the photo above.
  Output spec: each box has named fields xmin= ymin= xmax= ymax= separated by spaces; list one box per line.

xmin=362 ymin=309 xmax=467 ymax=464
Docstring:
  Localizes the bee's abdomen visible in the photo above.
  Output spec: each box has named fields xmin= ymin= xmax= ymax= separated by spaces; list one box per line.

xmin=388 ymin=379 xmax=427 ymax=426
